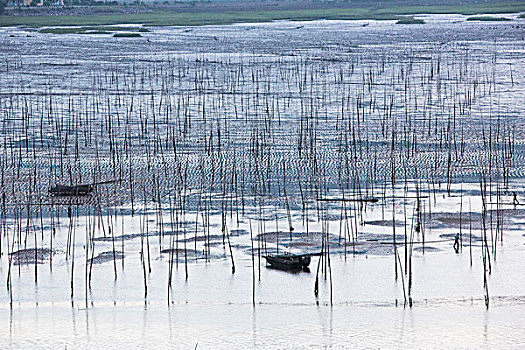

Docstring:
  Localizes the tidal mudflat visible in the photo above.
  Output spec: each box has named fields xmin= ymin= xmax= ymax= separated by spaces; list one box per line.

xmin=1 ymin=14 xmax=525 ymax=348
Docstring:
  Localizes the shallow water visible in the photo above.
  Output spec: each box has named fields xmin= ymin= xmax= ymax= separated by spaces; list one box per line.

xmin=3 ymin=302 xmax=525 ymax=349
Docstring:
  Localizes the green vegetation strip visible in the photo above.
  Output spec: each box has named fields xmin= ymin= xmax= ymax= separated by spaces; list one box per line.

xmin=1 ymin=1 xmax=524 ymax=27
xmin=466 ymin=16 xmax=510 ymax=21
xmin=39 ymin=26 xmax=143 ymax=34
xmin=396 ymin=17 xmax=425 ymax=24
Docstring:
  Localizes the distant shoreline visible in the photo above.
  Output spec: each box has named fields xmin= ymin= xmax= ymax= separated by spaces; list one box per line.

xmin=1 ymin=1 xmax=524 ymax=28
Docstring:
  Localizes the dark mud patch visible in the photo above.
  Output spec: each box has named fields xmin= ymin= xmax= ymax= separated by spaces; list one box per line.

xmin=93 ymin=233 xmax=144 ymax=242
xmin=413 ymin=246 xmax=440 ymax=252
xmin=336 ymin=242 xmax=393 ymax=256
xmin=357 ymin=244 xmax=393 ymax=256
xmin=359 ymin=232 xmax=406 ymax=242
xmin=423 ymin=211 xmax=523 ymax=230
xmin=423 ymin=212 xmax=482 ymax=230
xmin=364 ymin=220 xmax=405 ymax=227
xmin=491 ymin=208 xmax=525 ymax=226
xmin=440 ymin=233 xmax=483 ymax=242
xmin=12 ymin=137 xmax=55 ymax=149
xmin=254 ymin=231 xmax=337 ymax=254
xmin=93 ymin=230 xmax=184 ymax=242
xmin=205 ymin=241 xmax=226 ymax=247
xmin=289 ymin=215 xmax=319 ymax=223
xmin=254 ymin=231 xmax=339 ymax=247
xmin=256 ymin=213 xmax=290 ymax=221
xmin=230 ymin=243 xmax=250 ymax=249
xmin=162 ymin=220 xmax=202 ymax=227
xmin=9 ymin=248 xmax=55 ymax=265
xmin=89 ymin=251 xmax=124 ymax=265
xmin=178 ymin=234 xmax=223 ymax=243
xmin=321 ymin=213 xmax=346 ymax=222
xmin=160 ymin=248 xmax=225 ymax=261
xmin=253 ymin=231 xmax=400 ymax=256
xmin=230 ymin=229 xmax=249 ymax=236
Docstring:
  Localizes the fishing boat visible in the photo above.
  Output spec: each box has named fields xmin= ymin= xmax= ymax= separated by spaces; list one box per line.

xmin=49 ymin=179 xmax=118 ymax=197
xmin=49 ymin=184 xmax=94 ymax=196
xmin=264 ymin=253 xmax=312 ymax=271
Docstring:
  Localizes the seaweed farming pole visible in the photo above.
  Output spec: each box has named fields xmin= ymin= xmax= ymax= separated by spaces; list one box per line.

xmin=480 ymin=175 xmax=490 ymax=309
xmin=182 ymin=194 xmax=188 ymax=281
xmin=392 ymin=194 xmax=398 ymax=281
xmin=70 ymin=207 xmax=77 ymax=299
xmin=257 ymin=208 xmax=263 ymax=282
xmin=167 ymin=197 xmax=176 ymax=305
xmin=469 ymin=198 xmax=473 ymax=267
xmin=459 ymin=183 xmax=463 ymax=252
xmin=121 ymin=209 xmax=125 ymax=271
xmin=140 ymin=188 xmax=148 ymax=301
xmin=88 ymin=208 xmax=97 ymax=289
xmin=250 ymin=220 xmax=255 ymax=307
xmin=110 ymin=209 xmax=118 ymax=280
xmin=403 ymin=180 xmax=408 ymax=274
xmin=493 ymin=183 xmax=500 ymax=260
xmin=408 ymin=204 xmax=417 ymax=308
xmin=0 ymin=193 xmax=5 ymax=262
xmin=29 ymin=198 xmax=38 ymax=284
xmin=6 ymin=205 xmax=14 ymax=307
xmin=50 ymin=207 xmax=55 ymax=272
xmin=314 ymin=228 xmax=324 ymax=299
xmin=396 ymin=249 xmax=408 ymax=308
xmin=415 ymin=176 xmax=424 ymax=254
xmin=390 ymin=110 xmax=398 ymax=282
xmin=225 ymin=225 xmax=235 ymax=274
xmin=326 ymin=220 xmax=333 ymax=307
xmin=85 ymin=210 xmax=90 ymax=309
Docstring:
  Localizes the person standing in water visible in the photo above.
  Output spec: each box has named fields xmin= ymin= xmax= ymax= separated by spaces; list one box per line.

xmin=453 ymin=233 xmax=460 ymax=253
xmin=513 ymin=192 xmax=520 ymax=206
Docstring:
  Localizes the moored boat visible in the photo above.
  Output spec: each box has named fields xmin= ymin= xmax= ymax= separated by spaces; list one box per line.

xmin=49 ymin=179 xmax=117 ymax=197
xmin=264 ymin=253 xmax=312 ymax=271
xmin=49 ymin=184 xmax=93 ymax=196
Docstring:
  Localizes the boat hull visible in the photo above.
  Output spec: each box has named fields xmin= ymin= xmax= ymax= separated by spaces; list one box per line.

xmin=49 ymin=185 xmax=93 ymax=196
xmin=264 ymin=254 xmax=311 ymax=271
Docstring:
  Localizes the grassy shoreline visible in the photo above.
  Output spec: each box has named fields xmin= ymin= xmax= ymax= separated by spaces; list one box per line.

xmin=466 ymin=16 xmax=511 ymax=21
xmin=1 ymin=1 xmax=524 ymax=28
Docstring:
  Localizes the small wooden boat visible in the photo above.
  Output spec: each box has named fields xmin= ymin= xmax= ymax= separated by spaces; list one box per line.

xmin=264 ymin=253 xmax=312 ymax=271
xmin=49 ymin=184 xmax=93 ymax=196
xmin=49 ymin=179 xmax=117 ymax=197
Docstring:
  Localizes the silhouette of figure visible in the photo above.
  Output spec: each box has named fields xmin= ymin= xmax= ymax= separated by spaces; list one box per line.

xmin=453 ymin=233 xmax=460 ymax=253
xmin=513 ymin=192 xmax=520 ymax=206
